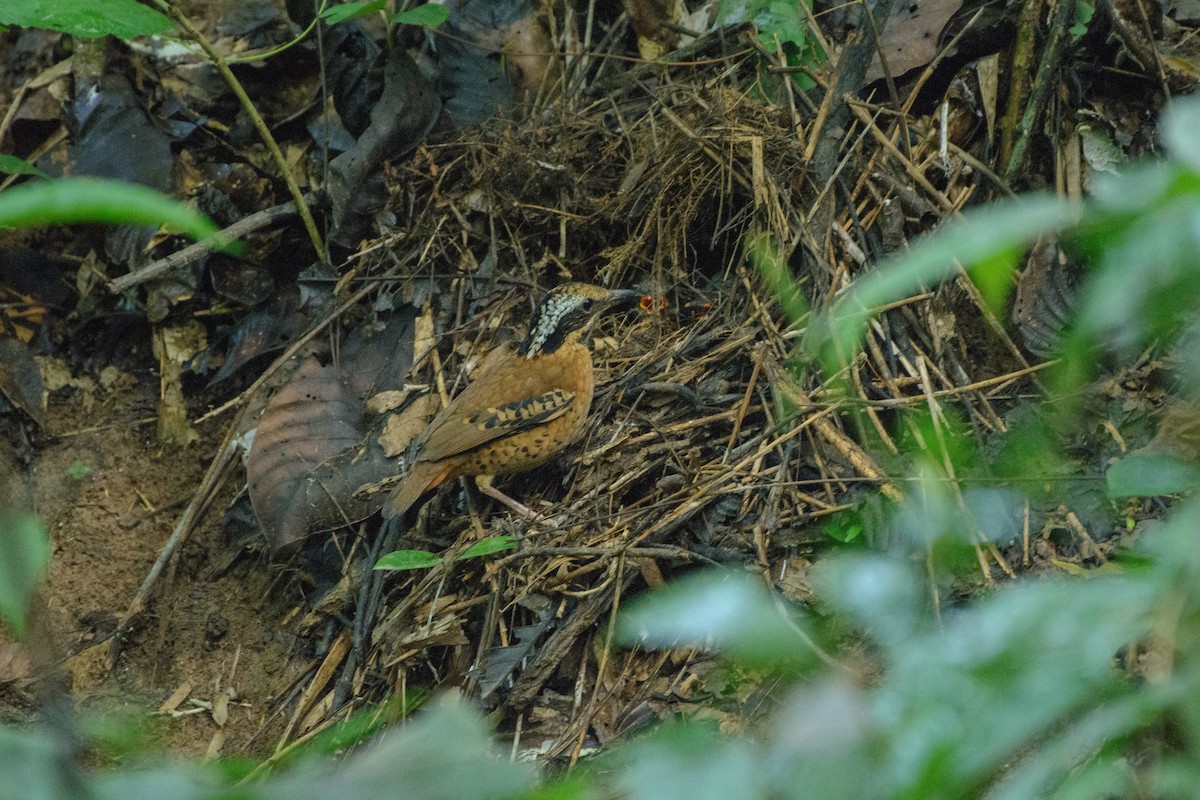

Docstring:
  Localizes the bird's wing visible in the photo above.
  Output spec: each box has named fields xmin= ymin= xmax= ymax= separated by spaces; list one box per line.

xmin=417 ymin=388 xmax=576 ymax=461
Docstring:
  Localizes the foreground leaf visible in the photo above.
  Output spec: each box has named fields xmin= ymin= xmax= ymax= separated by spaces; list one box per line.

xmin=0 ymin=177 xmax=221 ymax=245
xmin=1107 ymin=453 xmax=1200 ymax=497
xmin=0 ymin=154 xmax=49 ymax=179
xmin=0 ymin=0 xmax=171 ymax=38
xmin=617 ymin=570 xmax=817 ymax=669
xmin=0 ymin=511 xmax=50 ymax=639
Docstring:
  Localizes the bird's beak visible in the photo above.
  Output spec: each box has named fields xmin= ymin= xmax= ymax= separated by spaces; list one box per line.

xmin=605 ymin=289 xmax=645 ymax=307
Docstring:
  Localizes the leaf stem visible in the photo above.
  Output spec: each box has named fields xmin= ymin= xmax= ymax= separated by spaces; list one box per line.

xmin=153 ymin=0 xmax=327 ymax=259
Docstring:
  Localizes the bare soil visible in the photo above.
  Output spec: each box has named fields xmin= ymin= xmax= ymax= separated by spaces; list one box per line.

xmin=5 ymin=377 xmax=301 ymax=757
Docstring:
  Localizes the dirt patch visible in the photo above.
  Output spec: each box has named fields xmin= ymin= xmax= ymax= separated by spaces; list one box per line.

xmin=5 ymin=375 xmax=302 ymax=757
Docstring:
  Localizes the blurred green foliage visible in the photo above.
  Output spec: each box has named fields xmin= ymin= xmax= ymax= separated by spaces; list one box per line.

xmin=0 ymin=511 xmax=50 ymax=639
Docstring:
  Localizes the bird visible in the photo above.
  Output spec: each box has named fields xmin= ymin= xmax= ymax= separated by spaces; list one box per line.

xmin=383 ymin=283 xmax=641 ymax=521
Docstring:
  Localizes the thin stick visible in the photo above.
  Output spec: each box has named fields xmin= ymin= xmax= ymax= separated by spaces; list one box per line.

xmin=108 ymin=201 xmax=299 ymax=293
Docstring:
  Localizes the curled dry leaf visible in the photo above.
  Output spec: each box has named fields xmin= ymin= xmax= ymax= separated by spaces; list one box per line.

xmin=246 ymin=310 xmax=418 ymax=549
xmin=247 ymin=356 xmax=367 ymax=549
xmin=0 ymin=335 xmax=46 ymax=428
xmin=0 ymin=641 xmax=32 ymax=684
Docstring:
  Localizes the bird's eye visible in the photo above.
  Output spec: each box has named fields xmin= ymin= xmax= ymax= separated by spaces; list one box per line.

xmin=581 ymin=299 xmax=595 ymax=311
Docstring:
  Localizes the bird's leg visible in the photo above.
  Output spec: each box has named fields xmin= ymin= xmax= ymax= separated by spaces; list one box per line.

xmin=458 ymin=477 xmax=488 ymax=537
xmin=474 ymin=474 xmax=544 ymax=523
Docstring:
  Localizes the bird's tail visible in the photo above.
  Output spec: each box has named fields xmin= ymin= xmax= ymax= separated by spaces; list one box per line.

xmin=382 ymin=460 xmax=456 ymax=519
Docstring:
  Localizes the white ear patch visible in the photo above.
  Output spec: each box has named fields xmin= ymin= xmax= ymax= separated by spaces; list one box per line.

xmin=525 ymin=293 xmax=587 ymax=357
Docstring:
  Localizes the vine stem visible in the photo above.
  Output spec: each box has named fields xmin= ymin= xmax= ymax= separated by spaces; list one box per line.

xmin=152 ymin=0 xmax=327 ymax=259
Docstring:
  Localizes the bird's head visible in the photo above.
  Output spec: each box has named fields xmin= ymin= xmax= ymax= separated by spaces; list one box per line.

xmin=519 ymin=283 xmax=641 ymax=358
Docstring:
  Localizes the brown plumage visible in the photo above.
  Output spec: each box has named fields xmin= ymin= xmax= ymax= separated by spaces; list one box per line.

xmin=383 ymin=283 xmax=639 ymax=520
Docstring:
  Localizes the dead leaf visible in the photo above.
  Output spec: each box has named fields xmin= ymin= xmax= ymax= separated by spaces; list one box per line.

xmin=247 ymin=357 xmax=365 ymax=548
xmin=0 ymin=335 xmax=46 ymax=427
xmin=158 ymin=680 xmax=193 ymax=714
xmin=866 ymin=0 xmax=965 ymax=82
xmin=379 ymin=393 xmax=441 ymax=457
xmin=0 ymin=641 xmax=32 ymax=684
xmin=211 ymin=689 xmax=229 ymax=727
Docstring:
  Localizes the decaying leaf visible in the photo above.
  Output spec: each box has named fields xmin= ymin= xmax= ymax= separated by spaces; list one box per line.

xmin=245 ymin=309 xmax=418 ymax=548
xmin=866 ymin=0 xmax=965 ymax=82
xmin=379 ymin=392 xmax=441 ymax=457
xmin=0 ymin=335 xmax=46 ymax=427
xmin=247 ymin=356 xmax=368 ymax=549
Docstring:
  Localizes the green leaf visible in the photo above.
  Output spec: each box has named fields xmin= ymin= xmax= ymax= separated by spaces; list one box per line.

xmin=1069 ymin=0 xmax=1095 ymax=39
xmin=0 ymin=153 xmax=50 ymax=179
xmin=874 ymin=576 xmax=1154 ymax=795
xmin=1162 ymin=95 xmax=1200 ymax=173
xmin=617 ymin=570 xmax=817 ymax=669
xmin=0 ymin=511 xmax=51 ymax=640
xmin=747 ymin=230 xmax=809 ymax=325
xmin=0 ymin=177 xmax=222 ymax=245
xmin=813 ymin=554 xmax=927 ymax=652
xmin=458 ymin=535 xmax=518 ymax=559
xmin=1076 ymin=191 xmax=1200 ymax=349
xmin=971 ymin=246 xmax=1021 ymax=318
xmin=824 ymin=520 xmax=862 ymax=543
xmin=394 ymin=3 xmax=450 ymax=28
xmin=614 ymin=723 xmax=769 ymax=800
xmin=374 ymin=536 xmax=518 ymax=571
xmin=1106 ymin=453 xmax=1200 ymax=497
xmin=257 ymin=699 xmax=535 ymax=800
xmin=319 ymin=1 xmax=387 ymax=25
xmin=374 ymin=549 xmax=441 ymax=571
xmin=816 ymin=196 xmax=1078 ymax=368
xmin=0 ymin=727 xmax=83 ymax=799
xmin=0 ymin=0 xmax=171 ymax=38
xmin=66 ymin=460 xmax=91 ymax=480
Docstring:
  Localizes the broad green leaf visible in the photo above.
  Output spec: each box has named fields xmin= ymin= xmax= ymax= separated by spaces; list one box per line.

xmin=258 ymin=700 xmax=534 ymax=800
xmin=1162 ymin=95 xmax=1200 ymax=174
xmin=817 ymin=195 xmax=1078 ymax=366
xmin=0 ymin=153 xmax=49 ymax=179
xmin=874 ymin=576 xmax=1154 ymax=795
xmin=1077 ymin=193 xmax=1200 ymax=348
xmin=614 ymin=724 xmax=769 ymax=800
xmin=0 ymin=0 xmax=171 ymax=38
xmin=374 ymin=549 xmax=440 ymax=571
xmin=394 ymin=3 xmax=450 ymax=27
xmin=970 ymin=246 xmax=1021 ymax=317
xmin=0 ymin=177 xmax=222 ymax=245
xmin=320 ymin=1 xmax=386 ymax=25
xmin=1106 ymin=453 xmax=1200 ymax=497
xmin=813 ymin=554 xmax=927 ymax=652
xmin=617 ymin=570 xmax=816 ymax=668
xmin=986 ymin=692 xmax=1158 ymax=800
xmin=0 ymin=511 xmax=51 ymax=640
xmin=0 ymin=727 xmax=84 ymax=800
